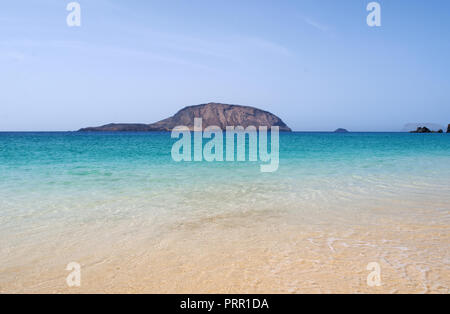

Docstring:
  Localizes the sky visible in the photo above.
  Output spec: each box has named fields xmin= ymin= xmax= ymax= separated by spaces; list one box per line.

xmin=1 ymin=0 xmax=449 ymax=131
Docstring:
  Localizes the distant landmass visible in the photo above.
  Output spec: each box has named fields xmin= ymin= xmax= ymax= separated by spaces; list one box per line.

xmin=410 ymin=127 xmax=444 ymax=133
xmin=408 ymin=123 xmax=450 ymax=134
xmin=402 ymin=123 xmax=445 ymax=132
xmin=79 ymin=103 xmax=292 ymax=132
xmin=334 ymin=128 xmax=349 ymax=133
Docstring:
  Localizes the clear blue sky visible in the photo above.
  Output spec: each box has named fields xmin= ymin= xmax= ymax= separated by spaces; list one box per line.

xmin=1 ymin=0 xmax=449 ymax=131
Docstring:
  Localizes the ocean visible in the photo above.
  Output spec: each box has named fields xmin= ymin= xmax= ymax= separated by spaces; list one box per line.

xmin=0 ymin=132 xmax=449 ymax=293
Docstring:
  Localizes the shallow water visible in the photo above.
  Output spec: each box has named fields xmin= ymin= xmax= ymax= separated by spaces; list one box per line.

xmin=0 ymin=132 xmax=449 ymax=293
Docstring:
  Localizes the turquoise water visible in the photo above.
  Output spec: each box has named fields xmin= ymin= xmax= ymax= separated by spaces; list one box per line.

xmin=2 ymin=131 xmax=449 ymax=181
xmin=0 ymin=132 xmax=449 ymax=293
xmin=1 ymin=131 xmax=449 ymax=233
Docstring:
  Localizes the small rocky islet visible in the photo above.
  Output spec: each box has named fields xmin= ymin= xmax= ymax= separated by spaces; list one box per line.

xmin=410 ymin=125 xmax=449 ymax=133
xmin=334 ymin=128 xmax=349 ymax=133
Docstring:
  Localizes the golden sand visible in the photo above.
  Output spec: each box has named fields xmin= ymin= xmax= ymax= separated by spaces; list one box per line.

xmin=2 ymin=200 xmax=448 ymax=294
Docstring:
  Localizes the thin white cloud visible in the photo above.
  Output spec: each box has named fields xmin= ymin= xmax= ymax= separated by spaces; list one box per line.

xmin=246 ymin=37 xmax=293 ymax=57
xmin=0 ymin=51 xmax=26 ymax=62
xmin=304 ymin=17 xmax=329 ymax=32
xmin=0 ymin=38 xmax=216 ymax=71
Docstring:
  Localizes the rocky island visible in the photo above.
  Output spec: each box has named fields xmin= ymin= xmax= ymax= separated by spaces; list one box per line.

xmin=79 ymin=103 xmax=292 ymax=132
xmin=402 ymin=123 xmax=444 ymax=132
xmin=334 ymin=128 xmax=349 ymax=133
xmin=410 ymin=126 xmax=444 ymax=133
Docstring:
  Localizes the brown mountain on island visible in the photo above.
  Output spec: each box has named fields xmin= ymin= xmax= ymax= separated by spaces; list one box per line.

xmin=79 ymin=103 xmax=292 ymax=132
xmin=447 ymin=124 xmax=450 ymax=133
